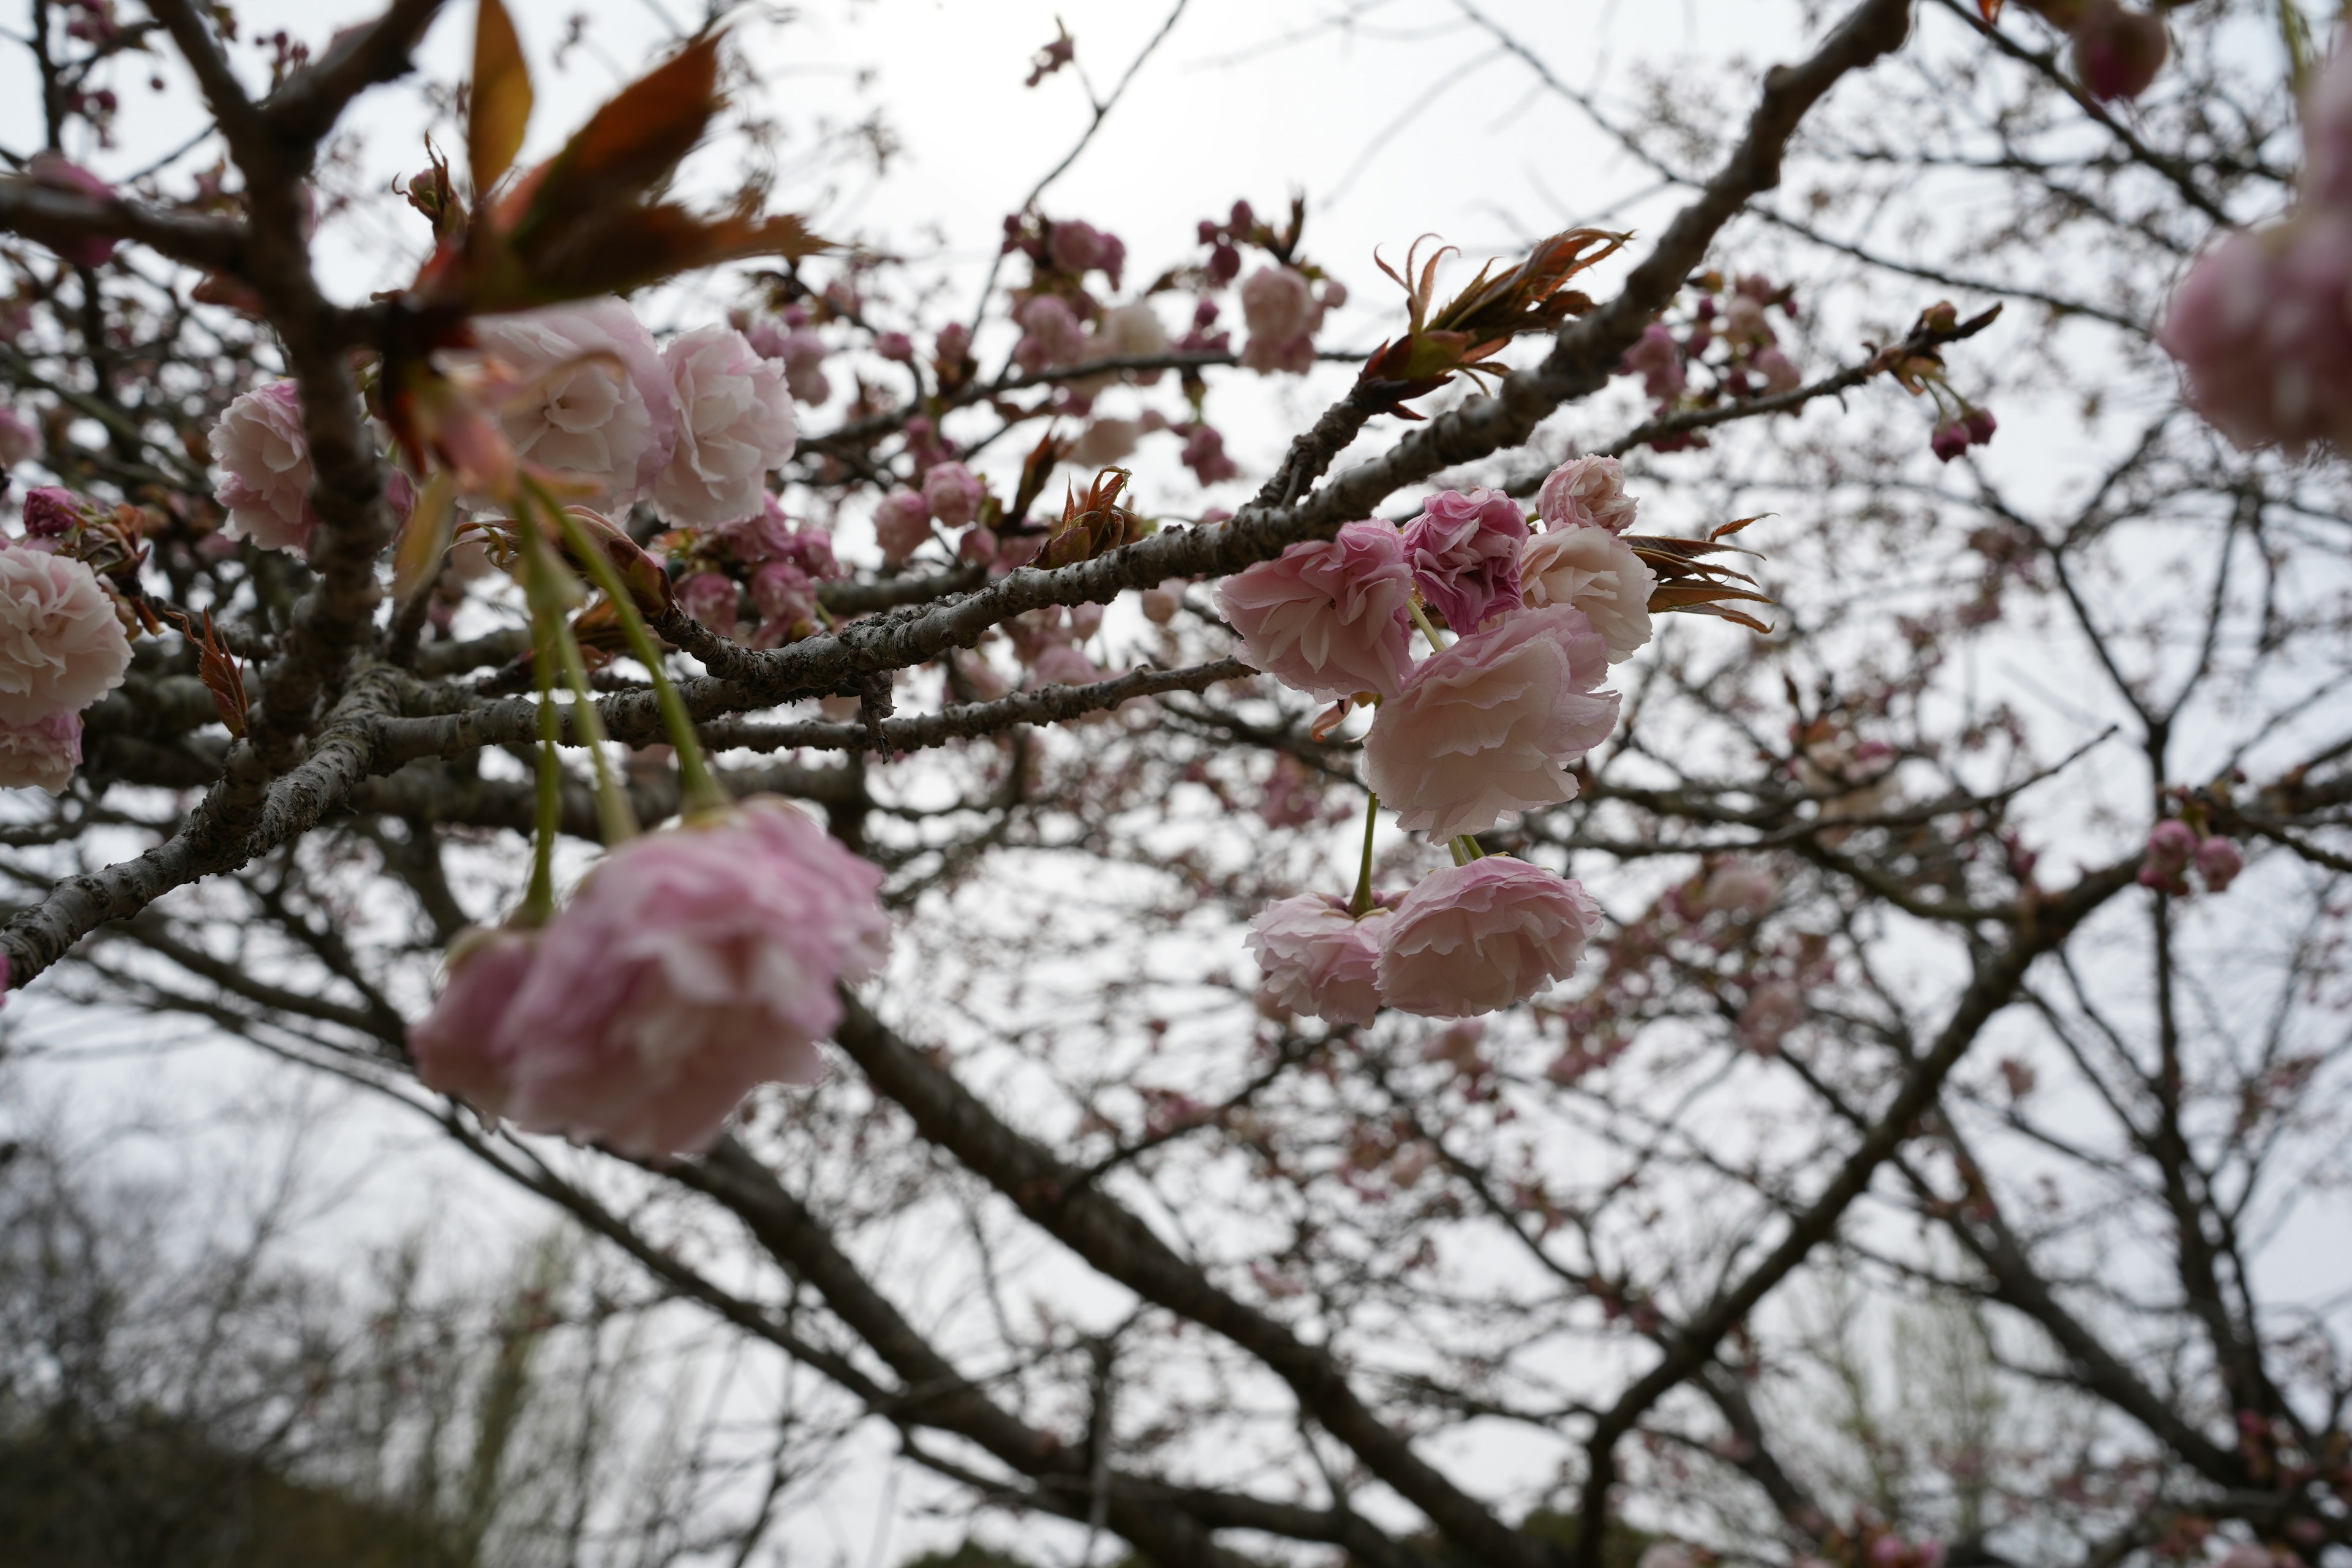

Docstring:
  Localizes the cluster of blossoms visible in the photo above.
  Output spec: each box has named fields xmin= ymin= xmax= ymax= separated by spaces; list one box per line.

xmin=2162 ymin=48 xmax=2352 ymax=451
xmin=0 ymin=479 xmax=138 ymax=794
xmin=1226 ymin=458 xmax=1657 ymax=1022
xmin=2013 ymin=0 xmax=2169 ymax=102
xmin=1616 ymin=271 xmax=1806 ymax=450
xmin=669 ymin=496 xmax=846 ymax=649
xmin=412 ymin=798 xmax=892 ymax=1157
xmin=2139 ymin=816 xmax=2244 ymax=897
xmin=210 ymin=293 xmax=804 ymax=557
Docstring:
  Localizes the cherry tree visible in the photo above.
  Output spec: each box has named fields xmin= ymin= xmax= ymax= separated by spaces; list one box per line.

xmin=0 ymin=0 xmax=2347 ymax=1564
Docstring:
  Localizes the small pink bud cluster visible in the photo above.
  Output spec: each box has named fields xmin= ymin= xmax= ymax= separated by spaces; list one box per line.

xmin=2138 ymin=817 xmax=2244 ymax=897
xmin=410 ymin=798 xmax=893 ymax=1157
xmin=1931 ymin=405 xmax=1999 ymax=464
xmin=674 ymin=495 xmax=845 ymax=646
xmin=1615 ymin=273 xmax=1808 ymax=450
xmin=1003 ymin=603 xmax=1109 ymax=692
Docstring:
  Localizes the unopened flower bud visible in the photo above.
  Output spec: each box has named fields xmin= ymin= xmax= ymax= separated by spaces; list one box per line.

xmin=922 ymin=461 xmax=984 ymax=529
xmin=2071 ymin=1 xmax=2167 ymax=102
xmin=875 ymin=331 xmax=914 ymax=362
xmin=2194 ymin=834 xmax=2245 ymax=892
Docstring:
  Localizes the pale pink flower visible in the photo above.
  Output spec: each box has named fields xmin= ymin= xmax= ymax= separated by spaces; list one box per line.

xmin=922 ymin=461 xmax=984 ymax=528
xmin=2158 ymin=213 xmax=2352 ymax=451
xmin=1701 ymin=860 xmax=1779 ymax=919
xmin=2139 ymin=816 xmax=2199 ymax=893
xmin=1031 ymin=643 xmax=1105 ymax=687
xmin=1246 ymin=893 xmax=1394 ymax=1026
xmin=873 ymin=490 xmax=932 ymax=563
xmin=1519 ymin=525 xmax=1655 ymax=663
xmin=777 ymin=328 xmax=832 ymax=405
xmin=1013 ymin=295 xmax=1087 ymax=372
xmin=1752 ymin=345 xmax=1802 ymax=395
xmin=1536 ymin=456 xmax=1638 ymax=535
xmin=2195 ymin=834 xmax=2245 ymax=893
xmin=1215 ymin=521 xmax=1414 ymax=701
xmin=1240 ymin=266 xmax=1321 ymax=375
xmin=455 ymin=797 xmax=893 ymax=1156
xmin=0 ymin=708 xmax=82 ymax=793
xmin=1140 ymin=580 xmax=1183 ymax=624
xmin=1072 ymin=417 xmax=1140 ymax=467
xmin=1375 ymin=857 xmax=1603 ymax=1018
xmin=1621 ymin=323 xmax=1686 ymax=399
xmin=652 ymin=325 xmax=797 ymax=528
xmin=1361 ymin=605 xmax=1618 ymax=837
xmin=209 ymin=382 xmax=318 ymax=552
xmin=0 ymin=548 xmax=132 ymax=725
xmin=409 ymin=925 xmax=543 ymax=1116
xmin=751 ymin=560 xmax=816 ymax=625
xmin=1085 ymin=301 xmax=1169 ymax=384
xmin=1400 ymin=489 xmax=1528 ymax=631
xmin=1736 ymin=979 xmax=1803 ymax=1054
xmin=0 ymin=408 xmax=40 ymax=470
xmin=677 ymin=571 xmax=741 ymax=633
xmin=472 ymin=297 xmax=679 ymax=505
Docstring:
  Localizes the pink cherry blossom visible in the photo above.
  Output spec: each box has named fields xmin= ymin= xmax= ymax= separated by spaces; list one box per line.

xmin=22 ymin=487 xmax=81 ymax=538
xmin=1702 ymin=861 xmax=1779 ymax=918
xmin=472 ymin=297 xmax=679 ymax=505
xmin=2139 ymin=816 xmax=2199 ymax=893
xmin=1215 ymin=521 xmax=1414 ymax=701
xmin=1240 ymin=265 xmax=1321 ymax=374
xmin=0 ymin=707 xmax=83 ymax=793
xmin=677 ymin=571 xmax=741 ymax=633
xmin=1246 ymin=892 xmax=1395 ymax=1026
xmin=1536 ymin=456 xmax=1638 ymax=535
xmin=1361 ymin=605 xmax=1618 ymax=837
xmin=457 ymin=797 xmax=893 ymax=1156
xmin=1085 ymin=301 xmax=1168 ymax=385
xmin=1400 ymin=489 xmax=1528 ymax=631
xmin=2071 ymin=1 xmax=2167 ymax=102
xmin=1736 ymin=979 xmax=1803 ymax=1054
xmin=652 ymin=325 xmax=797 ymax=529
xmin=922 ymin=461 xmax=984 ymax=528
xmin=751 ymin=560 xmax=816 ymax=625
xmin=1621 ymin=323 xmax=1686 ymax=399
xmin=2195 ymin=834 xmax=2245 ymax=892
xmin=0 ymin=548 xmax=132 ymax=725
xmin=873 ymin=490 xmax=932 ymax=563
xmin=1013 ymin=295 xmax=1087 ymax=372
xmin=1031 ymin=643 xmax=1105 ymax=687
xmin=1375 ymin=857 xmax=1603 ymax=1018
xmin=2158 ymin=213 xmax=2352 ymax=451
xmin=1518 ymin=524 xmax=1655 ymax=663
xmin=209 ymin=382 xmax=318 ymax=553
xmin=777 ymin=328 xmax=832 ymax=405
xmin=0 ymin=408 xmax=41 ymax=470
xmin=409 ymin=925 xmax=542 ymax=1117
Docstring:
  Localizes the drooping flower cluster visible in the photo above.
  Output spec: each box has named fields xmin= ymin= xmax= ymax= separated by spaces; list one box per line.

xmin=2161 ymin=48 xmax=2352 ymax=451
xmin=212 ymin=297 xmax=806 ymax=556
xmin=1615 ymin=273 xmax=1809 ymax=451
xmin=667 ymin=494 xmax=847 ymax=647
xmin=410 ymin=797 xmax=893 ymax=1156
xmin=1226 ymin=461 xmax=1658 ymax=1022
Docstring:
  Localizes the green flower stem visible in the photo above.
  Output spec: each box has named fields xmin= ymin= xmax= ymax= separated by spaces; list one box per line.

xmin=1349 ymin=791 xmax=1381 ymax=917
xmin=516 ymin=494 xmax=636 ymax=846
xmin=1452 ymin=834 xmax=1485 ymax=862
xmin=523 ymin=598 xmax=563 ymax=927
xmin=1408 ymin=600 xmax=1449 ymax=654
xmin=535 ymin=481 xmax=728 ymax=816
xmin=1448 ymin=835 xmax=1472 ymax=868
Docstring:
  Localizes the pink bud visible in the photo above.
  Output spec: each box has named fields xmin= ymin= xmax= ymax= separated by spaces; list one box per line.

xmin=2071 ymin=1 xmax=2168 ymax=102
xmin=0 ymin=409 xmax=41 ymax=469
xmin=1141 ymin=581 xmax=1183 ymax=623
xmin=21 ymin=486 xmax=81 ymax=538
xmin=875 ymin=331 xmax=914 ymax=362
xmin=2194 ymin=835 xmax=2245 ymax=892
xmin=1931 ymin=421 xmax=1970 ymax=463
